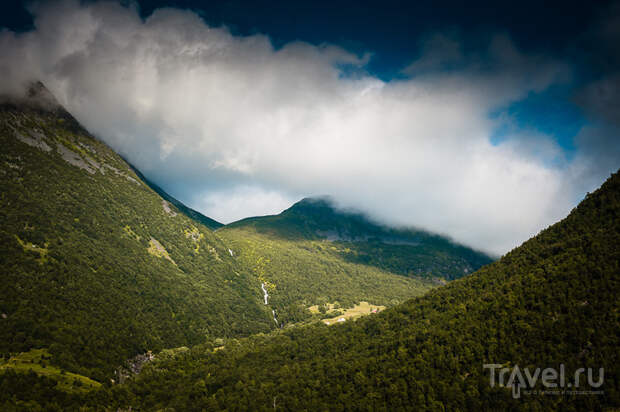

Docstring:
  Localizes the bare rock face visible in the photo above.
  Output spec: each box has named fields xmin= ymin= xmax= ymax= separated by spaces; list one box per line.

xmin=12 ymin=127 xmax=52 ymax=152
xmin=148 ymin=237 xmax=176 ymax=265
xmin=57 ymin=143 xmax=97 ymax=174
xmin=114 ymin=351 xmax=155 ymax=384
xmin=162 ymin=200 xmax=178 ymax=217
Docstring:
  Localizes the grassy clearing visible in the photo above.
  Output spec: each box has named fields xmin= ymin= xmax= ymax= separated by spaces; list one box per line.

xmin=0 ymin=349 xmax=101 ymax=393
xmin=219 ymin=227 xmax=435 ymax=325
xmin=309 ymin=303 xmax=336 ymax=314
xmin=316 ymin=301 xmax=386 ymax=325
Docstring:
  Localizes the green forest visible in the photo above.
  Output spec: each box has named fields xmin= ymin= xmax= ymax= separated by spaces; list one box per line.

xmin=0 ymin=87 xmax=478 ymax=408
xmin=224 ymin=196 xmax=493 ymax=281
xmin=0 ymin=86 xmax=618 ymax=410
xmin=90 ymin=169 xmax=619 ymax=411
xmin=0 ymin=97 xmax=276 ymax=381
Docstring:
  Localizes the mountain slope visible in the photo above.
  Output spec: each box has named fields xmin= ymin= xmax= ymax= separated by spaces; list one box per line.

xmin=130 ymin=165 xmax=223 ymax=230
xmin=0 ymin=83 xmax=275 ymax=381
xmin=218 ymin=197 xmax=492 ymax=324
xmin=226 ymin=196 xmax=492 ymax=280
xmin=111 ymin=171 xmax=620 ymax=410
xmin=0 ymin=83 xmax=439 ymax=387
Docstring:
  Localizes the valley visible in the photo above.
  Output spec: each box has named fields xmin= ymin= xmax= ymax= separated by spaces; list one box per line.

xmin=98 ymin=169 xmax=620 ymax=411
xmin=0 ymin=83 xmax=493 ymax=404
xmin=0 ymin=83 xmax=617 ymax=411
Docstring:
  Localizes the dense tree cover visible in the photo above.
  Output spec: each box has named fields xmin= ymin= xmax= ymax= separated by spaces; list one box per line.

xmin=0 ymin=85 xmax=436 ymax=391
xmin=217 ymin=197 xmax=491 ymax=324
xmin=219 ymin=227 xmax=435 ymax=325
xmin=2 ymin=85 xmax=617 ymax=410
xmin=95 ymin=170 xmax=619 ymax=410
xmin=0 ymin=370 xmax=83 ymax=411
xmin=225 ymin=197 xmax=493 ymax=281
xmin=0 ymin=94 xmax=277 ymax=380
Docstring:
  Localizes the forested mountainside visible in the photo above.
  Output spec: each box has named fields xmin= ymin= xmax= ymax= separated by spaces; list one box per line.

xmin=225 ymin=196 xmax=492 ymax=280
xmin=0 ymin=83 xmax=278 ymax=381
xmin=5 ymin=83 xmax=614 ymax=412
xmin=0 ymin=83 xmax=438 ymax=395
xmin=101 ymin=171 xmax=619 ymax=411
xmin=218 ymin=197 xmax=493 ymax=323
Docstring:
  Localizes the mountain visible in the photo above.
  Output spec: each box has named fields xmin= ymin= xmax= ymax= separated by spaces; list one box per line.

xmin=217 ymin=196 xmax=492 ymax=324
xmin=227 ymin=196 xmax=493 ymax=280
xmin=99 ymin=171 xmax=620 ymax=410
xmin=0 ymin=83 xmax=445 ymax=391
xmin=6 ymin=83 xmax=612 ymax=411
xmin=0 ymin=82 xmax=278 ymax=381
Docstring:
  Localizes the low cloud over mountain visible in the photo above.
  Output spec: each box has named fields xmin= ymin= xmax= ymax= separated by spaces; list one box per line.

xmin=1 ymin=0 xmax=618 ymax=255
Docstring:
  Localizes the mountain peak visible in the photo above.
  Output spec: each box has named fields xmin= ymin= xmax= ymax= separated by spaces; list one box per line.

xmin=285 ymin=196 xmax=339 ymax=214
xmin=282 ymin=196 xmax=368 ymax=227
xmin=227 ymin=194 xmax=493 ymax=279
xmin=289 ymin=196 xmax=336 ymax=208
xmin=1 ymin=80 xmax=62 ymax=112
xmin=25 ymin=81 xmax=61 ymax=109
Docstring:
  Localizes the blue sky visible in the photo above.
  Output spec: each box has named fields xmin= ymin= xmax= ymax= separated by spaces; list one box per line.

xmin=490 ymin=86 xmax=583 ymax=154
xmin=0 ymin=0 xmax=618 ymax=254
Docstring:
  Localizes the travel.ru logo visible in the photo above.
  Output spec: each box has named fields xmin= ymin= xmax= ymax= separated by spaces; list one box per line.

xmin=483 ymin=364 xmax=604 ymax=399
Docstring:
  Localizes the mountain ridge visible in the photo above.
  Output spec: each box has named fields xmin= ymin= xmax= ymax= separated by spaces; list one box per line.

xmin=223 ymin=194 xmax=493 ymax=281
xmin=0 ymin=82 xmax=442 ymax=384
xmin=101 ymin=169 xmax=620 ymax=411
xmin=0 ymin=83 xmax=276 ymax=381
xmin=128 ymin=164 xmax=224 ymax=231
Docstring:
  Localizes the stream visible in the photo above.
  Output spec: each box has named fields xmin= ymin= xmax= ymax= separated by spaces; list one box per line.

xmin=261 ymin=282 xmax=269 ymax=304
xmin=261 ymin=283 xmax=279 ymax=326
xmin=272 ymin=309 xmax=279 ymax=326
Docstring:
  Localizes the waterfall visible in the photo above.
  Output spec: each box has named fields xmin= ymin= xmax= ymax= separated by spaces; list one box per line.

xmin=272 ymin=309 xmax=278 ymax=326
xmin=261 ymin=282 xmax=269 ymax=305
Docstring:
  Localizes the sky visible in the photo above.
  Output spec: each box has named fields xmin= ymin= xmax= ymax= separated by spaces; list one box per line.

xmin=0 ymin=0 xmax=619 ymax=255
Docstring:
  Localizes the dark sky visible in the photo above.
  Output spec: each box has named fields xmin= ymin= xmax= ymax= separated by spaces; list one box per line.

xmin=1 ymin=0 xmax=614 ymax=78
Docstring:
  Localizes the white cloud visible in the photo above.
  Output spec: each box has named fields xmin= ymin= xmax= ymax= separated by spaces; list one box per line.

xmin=0 ymin=0 xmax=616 ymax=255
xmin=195 ymin=186 xmax=297 ymax=223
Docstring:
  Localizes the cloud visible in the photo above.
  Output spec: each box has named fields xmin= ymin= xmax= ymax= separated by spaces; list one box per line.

xmin=195 ymin=186 xmax=297 ymax=223
xmin=0 ymin=0 xmax=617 ymax=255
